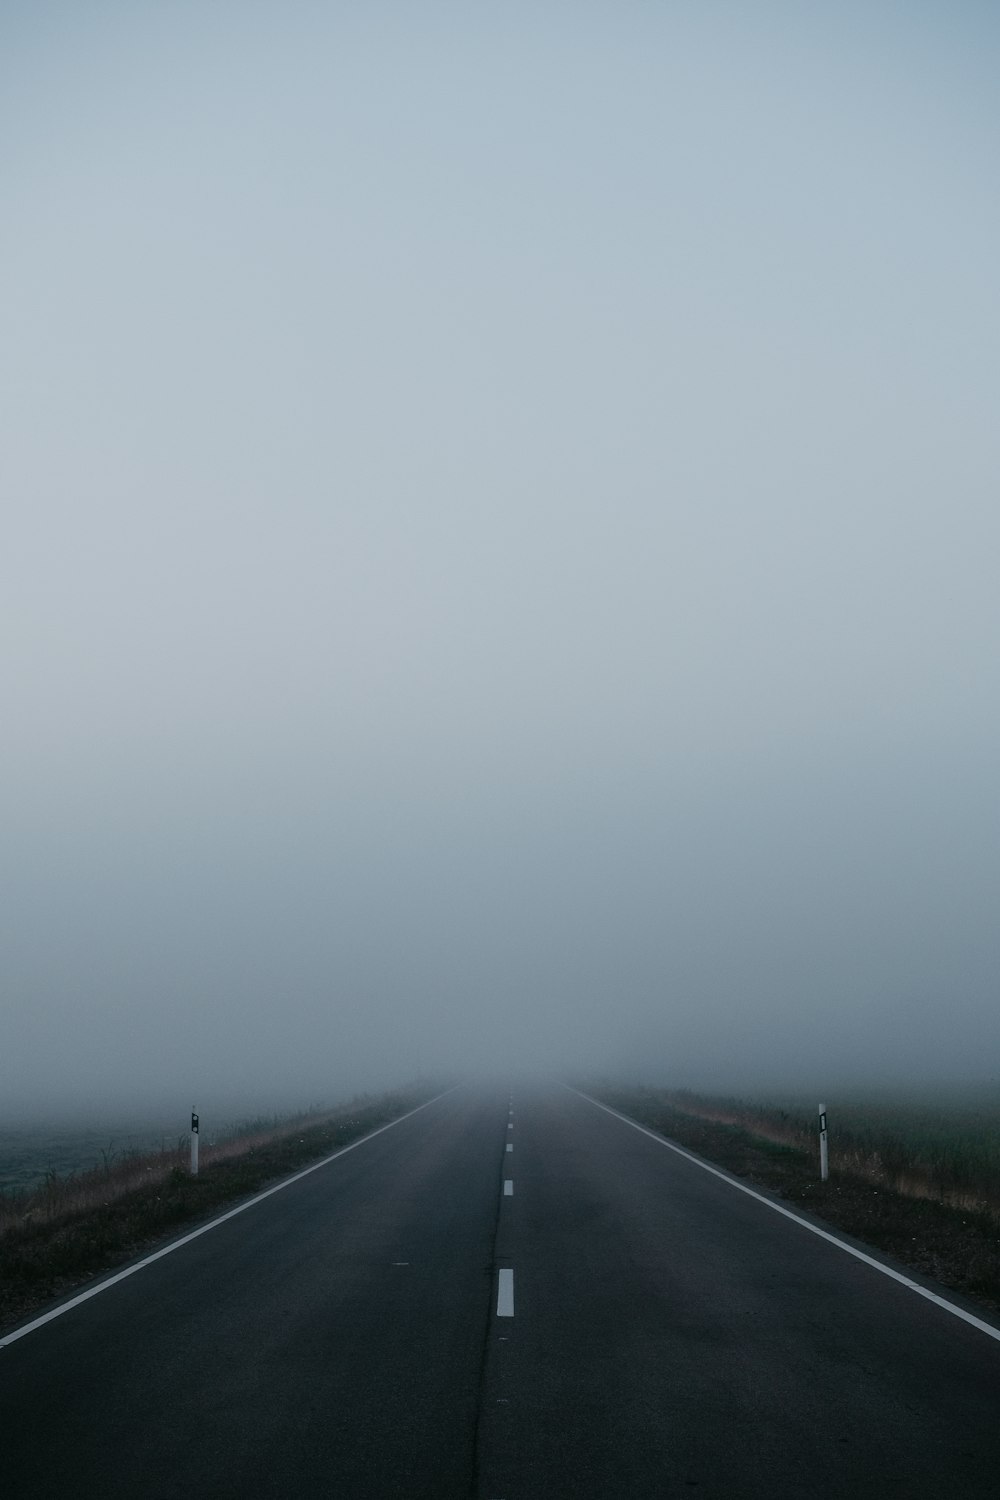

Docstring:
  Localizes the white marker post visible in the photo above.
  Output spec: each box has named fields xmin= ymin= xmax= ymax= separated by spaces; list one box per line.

xmin=818 ymin=1103 xmax=829 ymax=1182
xmin=191 ymin=1110 xmax=200 ymax=1176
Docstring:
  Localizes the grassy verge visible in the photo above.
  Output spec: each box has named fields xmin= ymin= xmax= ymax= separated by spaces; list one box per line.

xmin=585 ymin=1083 xmax=1000 ymax=1316
xmin=0 ymin=1085 xmax=439 ymax=1334
xmin=653 ymin=1086 xmax=1000 ymax=1217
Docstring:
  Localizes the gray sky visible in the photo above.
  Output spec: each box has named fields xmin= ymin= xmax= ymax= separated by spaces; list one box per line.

xmin=3 ymin=2 xmax=999 ymax=1120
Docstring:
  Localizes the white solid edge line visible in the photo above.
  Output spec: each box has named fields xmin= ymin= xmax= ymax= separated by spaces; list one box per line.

xmin=497 ymin=1267 xmax=514 ymax=1316
xmin=571 ymin=1088 xmax=1000 ymax=1346
xmin=504 ymin=1180 xmax=514 ymax=1196
xmin=0 ymin=1086 xmax=462 ymax=1352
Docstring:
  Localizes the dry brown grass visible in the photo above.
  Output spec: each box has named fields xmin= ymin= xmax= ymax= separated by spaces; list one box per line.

xmin=660 ymin=1088 xmax=1000 ymax=1223
xmin=0 ymin=1095 xmax=423 ymax=1242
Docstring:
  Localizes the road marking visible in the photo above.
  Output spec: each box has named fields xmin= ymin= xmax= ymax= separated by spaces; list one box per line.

xmin=504 ymin=1180 xmax=514 ymax=1196
xmin=497 ymin=1268 xmax=514 ymax=1316
xmin=507 ymin=1123 xmax=513 ymax=1130
xmin=506 ymin=1143 xmax=513 ymax=1152
xmin=573 ymin=1089 xmax=1000 ymax=1347
xmin=0 ymin=1086 xmax=462 ymax=1351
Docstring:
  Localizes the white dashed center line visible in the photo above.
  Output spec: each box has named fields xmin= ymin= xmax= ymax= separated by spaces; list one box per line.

xmin=504 ymin=1180 xmax=513 ymax=1196
xmin=497 ymin=1268 xmax=514 ymax=1317
xmin=506 ymin=1143 xmax=513 ymax=1152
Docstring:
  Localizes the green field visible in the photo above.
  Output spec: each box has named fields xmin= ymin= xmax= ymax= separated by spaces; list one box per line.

xmin=635 ymin=1082 xmax=1000 ymax=1216
xmin=0 ymin=1121 xmax=183 ymax=1196
xmin=0 ymin=1104 xmax=354 ymax=1198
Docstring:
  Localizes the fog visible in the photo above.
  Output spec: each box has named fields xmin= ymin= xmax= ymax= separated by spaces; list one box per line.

xmin=3 ymin=3 xmax=998 ymax=1124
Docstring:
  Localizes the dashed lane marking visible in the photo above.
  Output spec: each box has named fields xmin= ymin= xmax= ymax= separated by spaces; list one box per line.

xmin=497 ymin=1269 xmax=514 ymax=1317
xmin=504 ymin=1180 xmax=514 ymax=1196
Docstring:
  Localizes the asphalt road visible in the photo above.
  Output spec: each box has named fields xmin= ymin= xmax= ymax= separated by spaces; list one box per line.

xmin=2 ymin=1084 xmax=1000 ymax=1498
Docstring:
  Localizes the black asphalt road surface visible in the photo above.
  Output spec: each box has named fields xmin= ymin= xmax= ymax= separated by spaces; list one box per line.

xmin=2 ymin=1085 xmax=1000 ymax=1498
